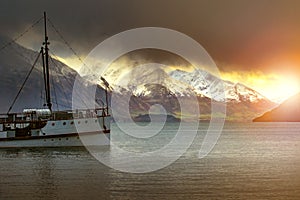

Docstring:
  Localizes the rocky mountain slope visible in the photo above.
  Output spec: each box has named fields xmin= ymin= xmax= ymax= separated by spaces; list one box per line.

xmin=169 ymin=69 xmax=267 ymax=103
xmin=92 ymin=60 xmax=276 ymax=122
xmin=0 ymin=35 xmax=106 ymax=113
xmin=0 ymin=35 xmax=276 ymax=122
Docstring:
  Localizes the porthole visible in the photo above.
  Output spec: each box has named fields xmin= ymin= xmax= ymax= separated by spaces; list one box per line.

xmin=78 ymin=121 xmax=81 ymax=124
xmin=85 ymin=120 xmax=88 ymax=124
xmin=51 ymin=139 xmax=54 ymax=141
xmin=52 ymin=123 xmax=55 ymax=126
xmin=63 ymin=122 xmax=66 ymax=126
xmin=70 ymin=121 xmax=74 ymax=125
xmin=66 ymin=138 xmax=69 ymax=140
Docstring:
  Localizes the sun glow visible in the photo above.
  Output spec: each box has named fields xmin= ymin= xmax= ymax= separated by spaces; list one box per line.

xmin=221 ymin=71 xmax=300 ymax=103
xmin=57 ymin=52 xmax=300 ymax=103
xmin=52 ymin=55 xmax=83 ymax=72
xmin=272 ymin=76 xmax=300 ymax=102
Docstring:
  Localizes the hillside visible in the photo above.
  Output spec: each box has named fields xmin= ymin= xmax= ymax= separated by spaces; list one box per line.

xmin=83 ymin=57 xmax=276 ymax=122
xmin=253 ymin=93 xmax=300 ymax=122
xmin=0 ymin=35 xmax=107 ymax=113
xmin=0 ymin=35 xmax=276 ymax=122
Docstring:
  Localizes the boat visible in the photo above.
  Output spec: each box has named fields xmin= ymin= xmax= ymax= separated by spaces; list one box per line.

xmin=0 ymin=12 xmax=110 ymax=147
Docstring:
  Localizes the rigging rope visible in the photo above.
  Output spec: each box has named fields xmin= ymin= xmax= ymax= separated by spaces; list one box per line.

xmin=30 ymin=56 xmax=72 ymax=110
xmin=48 ymin=18 xmax=102 ymax=108
xmin=0 ymin=16 xmax=43 ymax=53
xmin=3 ymin=15 xmax=110 ymax=113
xmin=49 ymin=54 xmax=90 ymax=109
xmin=50 ymin=51 xmax=88 ymax=108
xmin=49 ymin=54 xmax=72 ymax=107
xmin=7 ymin=49 xmax=42 ymax=114
xmin=47 ymin=18 xmax=87 ymax=68
xmin=47 ymin=18 xmax=111 ymax=90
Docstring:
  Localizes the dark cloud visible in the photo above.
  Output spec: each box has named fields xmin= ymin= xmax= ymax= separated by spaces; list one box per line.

xmin=1 ymin=0 xmax=300 ymax=74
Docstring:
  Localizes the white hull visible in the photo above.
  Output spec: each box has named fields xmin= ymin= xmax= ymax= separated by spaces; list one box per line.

xmin=0 ymin=132 xmax=110 ymax=148
xmin=0 ymin=116 xmax=111 ymax=148
xmin=0 ymin=13 xmax=112 ymax=148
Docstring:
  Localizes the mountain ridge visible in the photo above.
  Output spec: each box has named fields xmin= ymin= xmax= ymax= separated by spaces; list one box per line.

xmin=90 ymin=59 xmax=277 ymax=122
xmin=0 ymin=35 xmax=276 ymax=122
xmin=253 ymin=93 xmax=300 ymax=122
xmin=0 ymin=35 xmax=107 ymax=113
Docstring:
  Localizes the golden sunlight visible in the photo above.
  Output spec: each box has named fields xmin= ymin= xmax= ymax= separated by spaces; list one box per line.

xmin=58 ymin=53 xmax=300 ymax=104
xmin=221 ymin=71 xmax=300 ymax=103
xmin=270 ymin=76 xmax=300 ymax=102
xmin=53 ymin=55 xmax=82 ymax=72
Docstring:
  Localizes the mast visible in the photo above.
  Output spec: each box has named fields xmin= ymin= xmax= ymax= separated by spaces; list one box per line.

xmin=100 ymin=77 xmax=110 ymax=114
xmin=43 ymin=12 xmax=52 ymax=112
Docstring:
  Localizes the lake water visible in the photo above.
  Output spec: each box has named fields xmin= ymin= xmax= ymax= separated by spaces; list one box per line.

xmin=1 ymin=122 xmax=300 ymax=199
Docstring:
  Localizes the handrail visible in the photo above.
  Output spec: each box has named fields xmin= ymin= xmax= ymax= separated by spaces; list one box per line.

xmin=0 ymin=107 xmax=108 ymax=116
xmin=0 ymin=107 xmax=110 ymax=124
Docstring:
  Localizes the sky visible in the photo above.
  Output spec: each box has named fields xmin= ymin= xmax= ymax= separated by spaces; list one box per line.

xmin=1 ymin=0 xmax=300 ymax=102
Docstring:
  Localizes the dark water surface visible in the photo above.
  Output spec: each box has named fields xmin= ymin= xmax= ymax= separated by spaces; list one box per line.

xmin=1 ymin=123 xmax=300 ymax=199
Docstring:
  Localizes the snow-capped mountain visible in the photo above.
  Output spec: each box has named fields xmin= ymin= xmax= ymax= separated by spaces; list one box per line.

xmin=123 ymin=64 xmax=196 ymax=97
xmin=91 ymin=63 xmax=276 ymax=121
xmin=99 ymin=65 xmax=268 ymax=104
xmin=169 ymin=69 xmax=267 ymax=103
xmin=0 ymin=34 xmax=276 ymax=121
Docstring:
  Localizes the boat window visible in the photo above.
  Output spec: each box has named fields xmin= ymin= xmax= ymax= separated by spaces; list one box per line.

xmin=63 ymin=122 xmax=66 ymax=125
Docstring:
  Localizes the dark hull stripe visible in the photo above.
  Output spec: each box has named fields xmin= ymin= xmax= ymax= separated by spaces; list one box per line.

xmin=0 ymin=130 xmax=110 ymax=142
